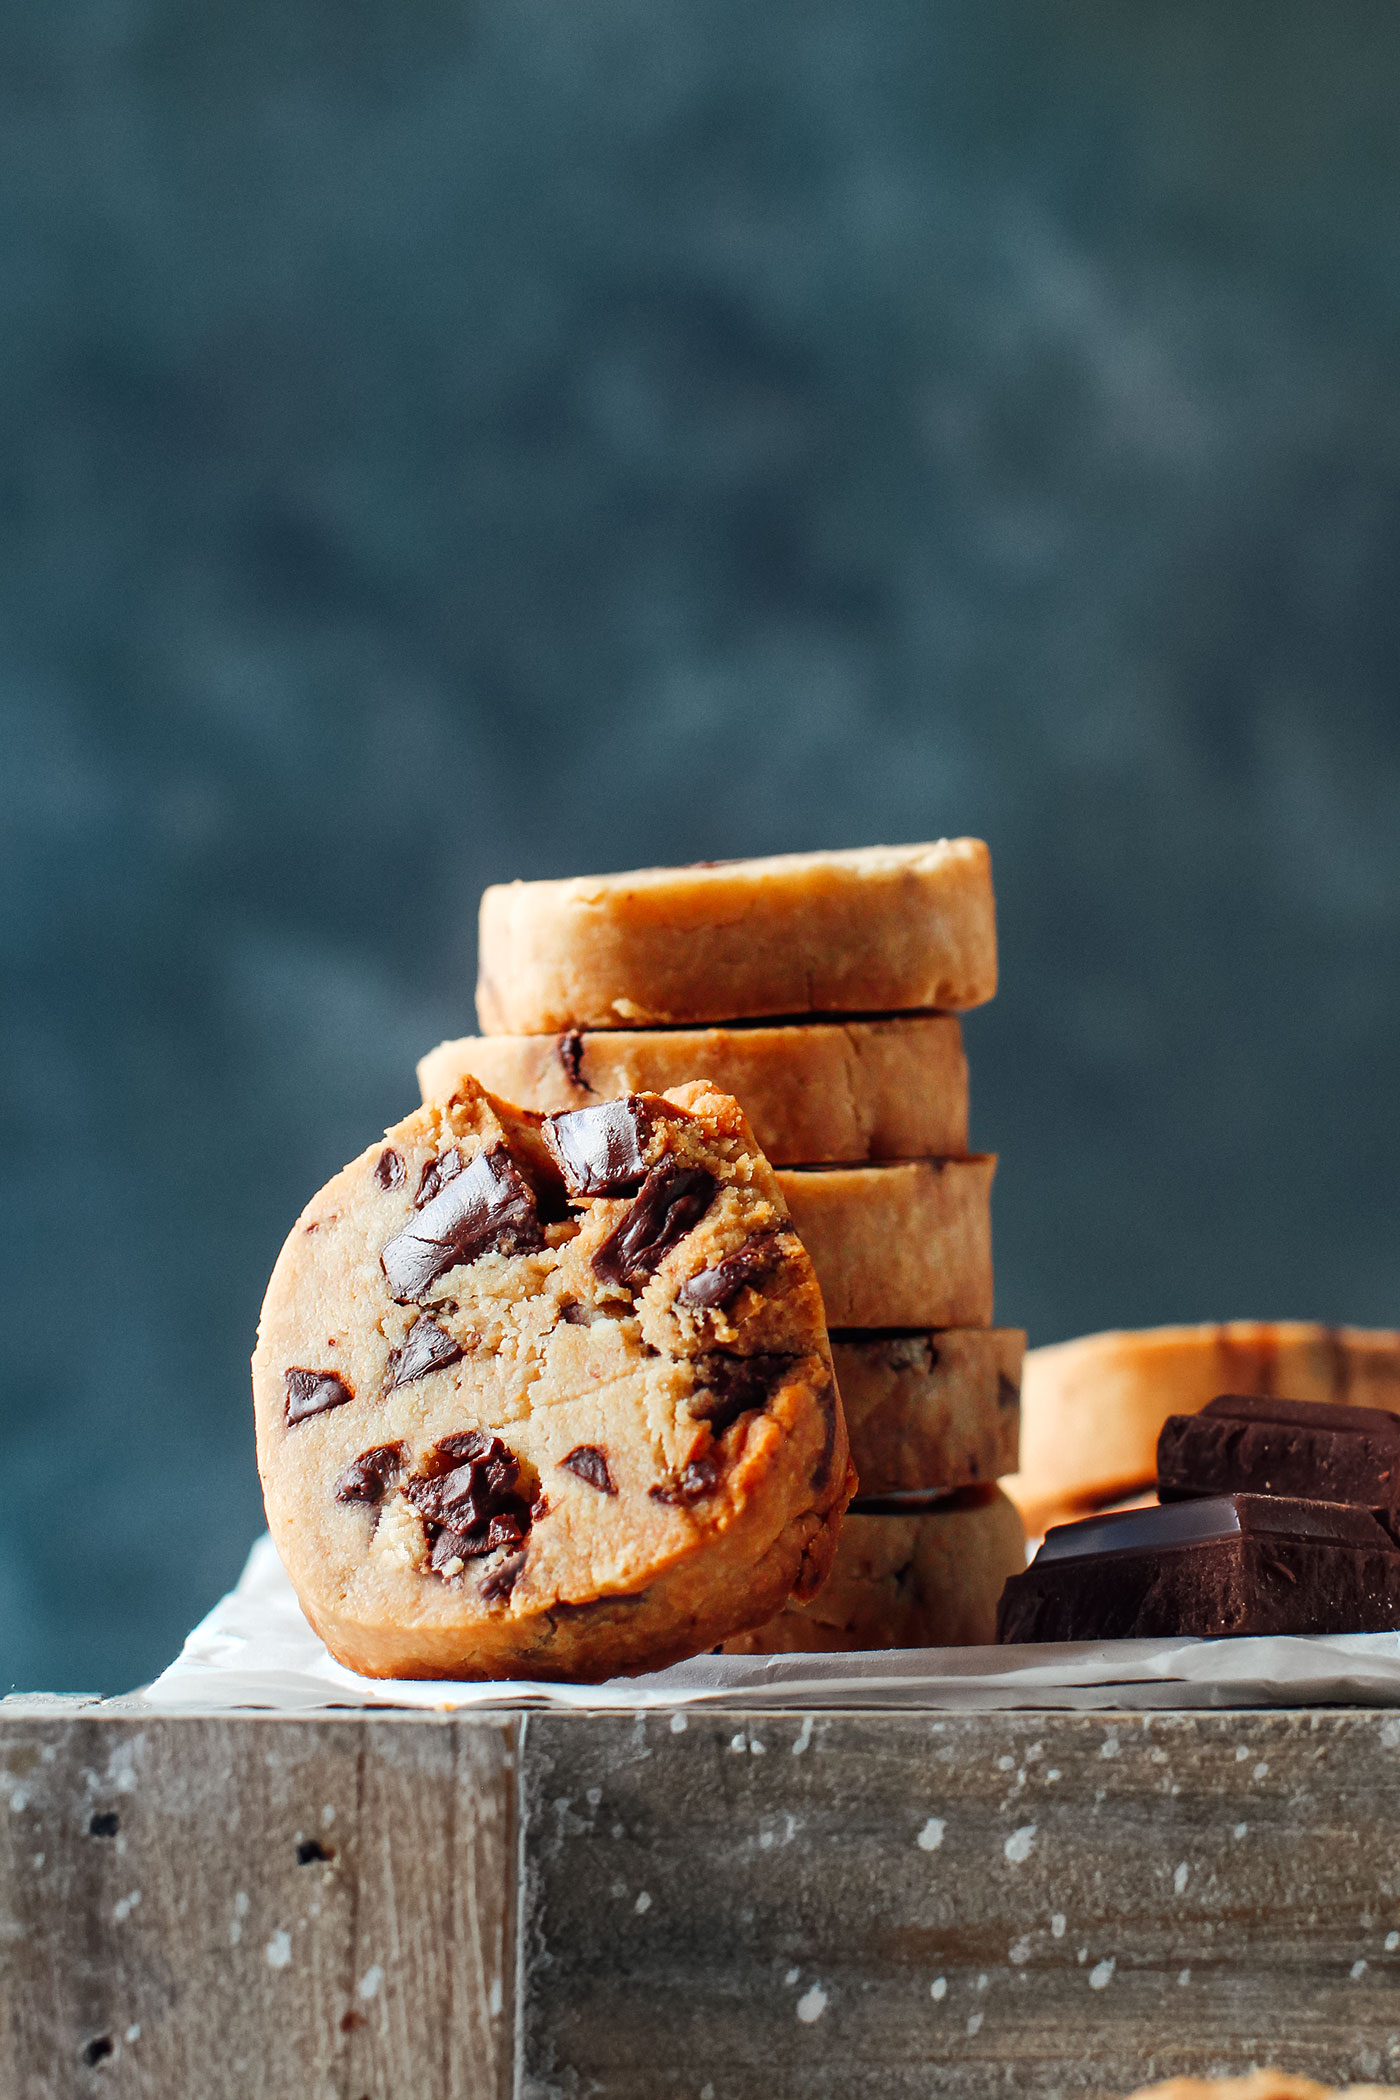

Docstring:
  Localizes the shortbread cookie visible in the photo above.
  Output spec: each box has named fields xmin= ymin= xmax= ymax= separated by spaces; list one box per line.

xmin=253 ymin=1080 xmax=853 ymax=1682
xmin=774 ymin=1157 xmax=994 ymax=1330
xmin=722 ymin=1486 xmax=1024 ymax=1652
xmin=1126 ymin=2075 xmax=1400 ymax=2100
xmin=1006 ymin=1322 xmax=1400 ymax=1535
xmin=418 ymin=1014 xmax=969 ymax=1166
xmin=832 ymin=1328 xmax=1023 ymax=1494
xmin=476 ymin=840 xmax=996 ymax=1033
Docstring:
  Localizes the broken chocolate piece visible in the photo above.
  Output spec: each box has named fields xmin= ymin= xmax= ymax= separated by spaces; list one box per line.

xmin=381 ymin=1144 xmax=544 ymax=1302
xmin=560 ymin=1445 xmax=617 ymax=1494
xmin=544 ymin=1097 xmax=652 ymax=1198
xmin=480 ymin=1550 xmax=526 ymax=1604
xmin=687 ymin=1352 xmax=794 ymax=1437
xmin=404 ymin=1430 xmax=533 ymax=1577
xmin=592 ymin=1163 xmax=718 ymax=1289
xmin=284 ymin=1367 xmax=354 ymax=1425
xmin=649 ymin=1455 xmax=721 ymax=1506
xmin=1158 ymin=1394 xmax=1400 ymax=1523
xmin=415 ymin=1147 xmax=463 ymax=1208
xmin=334 ymin=1442 xmax=407 ymax=1503
xmin=676 ymin=1235 xmax=779 ymax=1312
xmin=997 ymin=1492 xmax=1400 ymax=1642
xmin=374 ymin=1147 xmax=405 ymax=1190
xmin=387 ymin=1313 xmax=465 ymax=1390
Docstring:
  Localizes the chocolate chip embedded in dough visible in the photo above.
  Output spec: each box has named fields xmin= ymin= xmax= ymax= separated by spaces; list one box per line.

xmin=480 ymin=1550 xmax=526 ymax=1604
xmin=415 ymin=1147 xmax=463 ymax=1208
xmin=333 ymin=1442 xmax=407 ymax=1503
xmin=404 ymin=1431 xmax=533 ymax=1578
xmin=592 ymin=1164 xmax=718 ymax=1289
xmin=285 ymin=1367 xmax=355 ymax=1425
xmin=381 ymin=1144 xmax=544 ymax=1303
xmin=687 ymin=1353 xmax=795 ymax=1437
xmin=556 ymin=1031 xmax=591 ymax=1092
xmin=374 ymin=1147 xmax=406 ymax=1191
xmin=543 ymin=1097 xmax=652 ymax=1198
xmin=386 ymin=1313 xmax=465 ymax=1390
xmin=648 ymin=1454 xmax=721 ymax=1506
xmin=676 ymin=1235 xmax=780 ymax=1312
xmin=560 ymin=1445 xmax=617 ymax=1494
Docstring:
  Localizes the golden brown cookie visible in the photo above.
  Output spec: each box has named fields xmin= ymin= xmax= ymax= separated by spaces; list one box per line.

xmin=1006 ymin=1322 xmax=1400 ymax=1535
xmin=775 ymin=1157 xmax=994 ymax=1330
xmin=833 ymin=1328 xmax=1023 ymax=1494
xmin=417 ymin=1013 xmax=969 ymax=1166
xmin=1124 ymin=2078 xmax=1400 ymax=2100
xmin=721 ymin=1486 xmax=1024 ymax=1653
xmin=476 ymin=840 xmax=997 ymax=1033
xmin=253 ymin=1080 xmax=853 ymax=1682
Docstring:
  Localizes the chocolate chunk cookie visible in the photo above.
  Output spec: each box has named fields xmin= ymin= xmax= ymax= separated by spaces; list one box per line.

xmin=722 ymin=1486 xmax=1025 ymax=1653
xmin=253 ymin=1079 xmax=853 ymax=1682
xmin=418 ymin=1014 xmax=970 ymax=1166
xmin=475 ymin=840 xmax=996 ymax=1033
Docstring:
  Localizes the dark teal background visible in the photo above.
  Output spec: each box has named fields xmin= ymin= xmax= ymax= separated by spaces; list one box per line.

xmin=3 ymin=2 xmax=1399 ymax=1693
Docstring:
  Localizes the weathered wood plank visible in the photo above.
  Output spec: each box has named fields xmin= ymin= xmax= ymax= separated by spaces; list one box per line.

xmin=0 ymin=1711 xmax=516 ymax=2100
xmin=520 ymin=1708 xmax=1400 ymax=2098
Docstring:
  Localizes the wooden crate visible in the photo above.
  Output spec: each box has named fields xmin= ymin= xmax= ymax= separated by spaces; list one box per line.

xmin=4 ymin=1699 xmax=1400 ymax=2096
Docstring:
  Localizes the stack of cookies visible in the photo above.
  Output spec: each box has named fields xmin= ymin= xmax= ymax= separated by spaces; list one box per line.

xmin=420 ymin=840 xmax=1027 ymax=1652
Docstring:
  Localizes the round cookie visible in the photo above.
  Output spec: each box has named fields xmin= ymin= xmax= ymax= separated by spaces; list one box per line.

xmin=721 ymin=1486 xmax=1025 ymax=1653
xmin=475 ymin=840 xmax=997 ymax=1033
xmin=1125 ymin=2079 xmax=1400 ymax=2100
xmin=417 ymin=1014 xmax=969 ymax=1166
xmin=832 ymin=1328 xmax=1023 ymax=1494
xmin=775 ymin=1157 xmax=995 ymax=1330
xmin=253 ymin=1079 xmax=854 ymax=1682
xmin=1006 ymin=1322 xmax=1400 ymax=1536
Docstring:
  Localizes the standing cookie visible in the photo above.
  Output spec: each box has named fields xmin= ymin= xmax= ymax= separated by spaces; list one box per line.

xmin=253 ymin=1079 xmax=853 ymax=1682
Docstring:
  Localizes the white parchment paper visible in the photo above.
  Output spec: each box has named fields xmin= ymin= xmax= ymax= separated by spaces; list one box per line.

xmin=138 ymin=1536 xmax=1400 ymax=1713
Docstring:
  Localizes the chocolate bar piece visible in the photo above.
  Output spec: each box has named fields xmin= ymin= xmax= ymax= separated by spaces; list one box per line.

xmin=1157 ymin=1393 xmax=1400 ymax=1523
xmin=996 ymin=1493 xmax=1400 ymax=1643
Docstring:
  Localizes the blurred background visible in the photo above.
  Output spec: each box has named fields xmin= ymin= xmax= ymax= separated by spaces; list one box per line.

xmin=3 ymin=0 xmax=1399 ymax=1693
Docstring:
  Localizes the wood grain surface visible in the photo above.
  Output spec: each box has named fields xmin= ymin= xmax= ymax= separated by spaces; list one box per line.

xmin=7 ymin=1704 xmax=1400 ymax=2098
xmin=0 ymin=1705 xmax=515 ymax=2100
xmin=520 ymin=1708 xmax=1400 ymax=2099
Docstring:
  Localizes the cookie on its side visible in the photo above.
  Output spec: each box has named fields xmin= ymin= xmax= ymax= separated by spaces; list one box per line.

xmin=417 ymin=1013 xmax=970 ymax=1166
xmin=832 ymin=1328 xmax=1023 ymax=1495
xmin=722 ymin=1487 xmax=1024 ymax=1653
xmin=253 ymin=1079 xmax=853 ymax=1682
xmin=775 ymin=1158 xmax=995 ymax=1330
xmin=1007 ymin=1322 xmax=1400 ymax=1535
xmin=476 ymin=840 xmax=997 ymax=1033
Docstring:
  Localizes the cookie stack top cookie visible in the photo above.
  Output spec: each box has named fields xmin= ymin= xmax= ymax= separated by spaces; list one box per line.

xmin=421 ymin=840 xmax=1026 ymax=1653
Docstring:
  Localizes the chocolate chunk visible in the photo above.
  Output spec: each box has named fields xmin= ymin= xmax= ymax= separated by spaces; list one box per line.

xmin=592 ymin=1163 xmax=718 ymax=1289
xmin=415 ymin=1147 xmax=463 ymax=1207
xmin=676 ymin=1234 xmax=779 ymax=1312
xmin=557 ymin=1031 xmax=591 ymax=1092
xmin=560 ymin=1445 xmax=617 ymax=1494
xmin=404 ymin=1430 xmax=533 ymax=1578
xmin=559 ymin=1300 xmax=596 ymax=1326
xmin=481 ymin=1550 xmax=526 ymax=1604
xmin=997 ymin=1493 xmax=1400 ymax=1643
xmin=1158 ymin=1394 xmax=1400 ymax=1521
xmin=387 ymin=1313 xmax=465 ymax=1390
xmin=333 ymin=1442 xmax=407 ymax=1504
xmin=381 ymin=1144 xmax=544 ymax=1302
xmin=544 ymin=1097 xmax=652 ymax=1198
xmin=374 ymin=1147 xmax=405 ymax=1190
xmin=284 ymin=1367 xmax=354 ymax=1425
xmin=687 ymin=1352 xmax=795 ymax=1436
xmin=649 ymin=1455 xmax=721 ymax=1506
